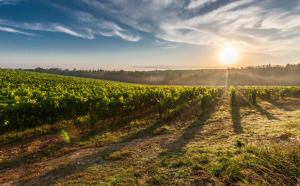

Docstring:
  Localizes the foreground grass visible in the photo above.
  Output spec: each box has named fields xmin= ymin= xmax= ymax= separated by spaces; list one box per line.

xmin=1 ymin=93 xmax=300 ymax=185
xmin=53 ymin=141 xmax=300 ymax=185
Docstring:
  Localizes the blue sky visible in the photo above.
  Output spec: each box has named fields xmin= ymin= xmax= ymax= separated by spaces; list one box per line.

xmin=0 ymin=0 xmax=299 ymax=70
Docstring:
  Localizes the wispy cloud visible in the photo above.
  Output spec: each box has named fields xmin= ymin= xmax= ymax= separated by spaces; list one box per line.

xmin=47 ymin=2 xmax=140 ymax=42
xmin=0 ymin=18 xmax=138 ymax=41
xmin=114 ymin=30 xmax=140 ymax=42
xmin=162 ymin=45 xmax=178 ymax=49
xmin=0 ymin=26 xmax=34 ymax=36
xmin=80 ymin=0 xmax=300 ymax=55
xmin=0 ymin=2 xmax=140 ymax=42
xmin=155 ymin=40 xmax=178 ymax=49
xmin=155 ymin=40 xmax=166 ymax=45
xmin=186 ymin=0 xmax=217 ymax=9
xmin=0 ymin=19 xmax=93 ymax=39
xmin=54 ymin=25 xmax=93 ymax=39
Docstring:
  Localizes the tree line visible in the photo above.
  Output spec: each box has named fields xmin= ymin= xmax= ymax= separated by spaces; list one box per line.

xmin=20 ymin=63 xmax=300 ymax=86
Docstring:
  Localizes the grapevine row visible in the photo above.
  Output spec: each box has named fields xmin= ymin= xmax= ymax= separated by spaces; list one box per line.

xmin=0 ymin=69 xmax=224 ymax=133
xmin=238 ymin=86 xmax=300 ymax=104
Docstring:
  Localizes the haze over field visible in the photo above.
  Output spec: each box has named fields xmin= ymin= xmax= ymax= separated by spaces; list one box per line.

xmin=0 ymin=0 xmax=300 ymax=70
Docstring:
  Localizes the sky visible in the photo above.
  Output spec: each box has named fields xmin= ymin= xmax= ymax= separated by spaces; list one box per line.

xmin=0 ymin=0 xmax=300 ymax=70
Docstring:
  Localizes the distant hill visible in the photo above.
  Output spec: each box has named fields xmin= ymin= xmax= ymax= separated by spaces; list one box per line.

xmin=23 ymin=63 xmax=300 ymax=86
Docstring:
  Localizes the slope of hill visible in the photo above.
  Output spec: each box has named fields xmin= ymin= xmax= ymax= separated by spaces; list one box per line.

xmin=24 ymin=63 xmax=300 ymax=86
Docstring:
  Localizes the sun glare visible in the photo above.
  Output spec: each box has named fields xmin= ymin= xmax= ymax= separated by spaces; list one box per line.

xmin=221 ymin=48 xmax=238 ymax=64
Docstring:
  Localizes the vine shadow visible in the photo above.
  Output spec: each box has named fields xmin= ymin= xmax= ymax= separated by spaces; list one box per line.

xmin=254 ymin=103 xmax=280 ymax=120
xmin=163 ymin=96 xmax=221 ymax=154
xmin=24 ymin=101 xmax=204 ymax=185
xmin=230 ymin=106 xmax=244 ymax=134
xmin=266 ymin=99 xmax=296 ymax=112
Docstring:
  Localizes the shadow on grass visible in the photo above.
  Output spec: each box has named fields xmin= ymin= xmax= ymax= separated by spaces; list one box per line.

xmin=22 ymin=101 xmax=204 ymax=185
xmin=230 ymin=107 xmax=244 ymax=134
xmin=75 ymin=106 xmax=159 ymax=143
xmin=266 ymin=99 xmax=296 ymax=112
xmin=163 ymin=96 xmax=221 ymax=153
xmin=123 ymin=99 xmax=205 ymax=143
xmin=123 ymin=121 xmax=163 ymax=142
xmin=0 ymin=107 xmax=159 ymax=179
xmin=254 ymin=103 xmax=280 ymax=120
xmin=163 ymin=116 xmax=207 ymax=153
xmin=28 ymin=118 xmax=168 ymax=185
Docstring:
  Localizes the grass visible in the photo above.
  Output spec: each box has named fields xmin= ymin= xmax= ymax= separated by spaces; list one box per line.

xmin=153 ymin=125 xmax=175 ymax=135
xmin=1 ymin=92 xmax=300 ymax=185
xmin=236 ymin=139 xmax=244 ymax=147
xmin=0 ymin=119 xmax=75 ymax=146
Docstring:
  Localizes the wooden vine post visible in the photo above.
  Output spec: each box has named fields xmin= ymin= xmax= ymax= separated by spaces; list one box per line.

xmin=73 ymin=116 xmax=77 ymax=125
xmin=158 ymin=102 xmax=162 ymax=120
xmin=89 ymin=106 xmax=94 ymax=129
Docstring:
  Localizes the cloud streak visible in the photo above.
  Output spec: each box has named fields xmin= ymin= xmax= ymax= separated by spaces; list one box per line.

xmin=0 ymin=2 xmax=140 ymax=42
xmin=48 ymin=3 xmax=140 ymax=41
xmin=155 ymin=40 xmax=178 ymax=49
xmin=0 ymin=26 xmax=34 ymax=36
xmin=186 ymin=0 xmax=217 ymax=9
xmin=0 ymin=17 xmax=139 ymax=41
xmin=0 ymin=19 xmax=93 ymax=39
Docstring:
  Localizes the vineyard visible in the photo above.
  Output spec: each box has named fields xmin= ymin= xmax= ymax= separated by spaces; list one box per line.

xmin=0 ymin=69 xmax=223 ymax=135
xmin=1 ymin=69 xmax=300 ymax=185
xmin=226 ymin=86 xmax=300 ymax=105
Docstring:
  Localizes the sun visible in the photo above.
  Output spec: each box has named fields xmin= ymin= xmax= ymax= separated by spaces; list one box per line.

xmin=221 ymin=48 xmax=238 ymax=64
